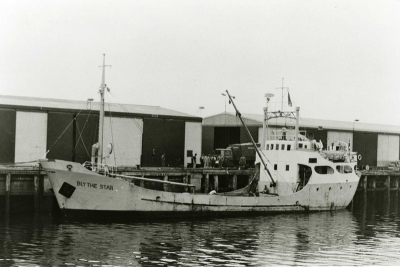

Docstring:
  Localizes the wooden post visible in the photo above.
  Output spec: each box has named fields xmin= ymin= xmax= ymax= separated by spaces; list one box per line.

xmin=163 ymin=175 xmax=169 ymax=191
xmin=386 ymin=176 xmax=391 ymax=214
xmin=183 ymin=175 xmax=189 ymax=192
xmin=205 ymin=174 xmax=209 ymax=193
xmin=371 ymin=177 xmax=376 ymax=191
xmin=363 ymin=176 xmax=368 ymax=206
xmin=5 ymin=173 xmax=11 ymax=214
xmin=395 ymin=177 xmax=399 ymax=217
xmin=232 ymin=175 xmax=237 ymax=190
xmin=34 ymin=175 xmax=40 ymax=212
xmin=140 ymin=174 xmax=145 ymax=188
xmin=214 ymin=175 xmax=219 ymax=192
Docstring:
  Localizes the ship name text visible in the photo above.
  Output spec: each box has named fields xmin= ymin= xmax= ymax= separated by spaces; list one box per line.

xmin=77 ymin=181 xmax=114 ymax=190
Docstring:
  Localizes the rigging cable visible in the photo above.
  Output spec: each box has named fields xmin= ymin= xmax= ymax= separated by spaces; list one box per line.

xmin=44 ymin=109 xmax=83 ymax=158
xmin=71 ymin=109 xmax=93 ymax=159
xmin=108 ymin=102 xmax=117 ymax=166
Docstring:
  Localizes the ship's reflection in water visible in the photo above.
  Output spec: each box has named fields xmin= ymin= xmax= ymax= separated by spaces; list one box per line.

xmin=1 ymin=192 xmax=400 ymax=266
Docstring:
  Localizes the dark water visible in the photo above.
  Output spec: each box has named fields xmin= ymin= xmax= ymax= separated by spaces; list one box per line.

xmin=1 ymin=192 xmax=400 ymax=266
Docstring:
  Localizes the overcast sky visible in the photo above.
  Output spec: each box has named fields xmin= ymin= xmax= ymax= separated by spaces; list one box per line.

xmin=1 ymin=0 xmax=400 ymax=126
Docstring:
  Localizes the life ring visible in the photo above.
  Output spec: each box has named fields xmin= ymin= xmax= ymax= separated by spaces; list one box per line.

xmin=357 ymin=154 xmax=362 ymax=161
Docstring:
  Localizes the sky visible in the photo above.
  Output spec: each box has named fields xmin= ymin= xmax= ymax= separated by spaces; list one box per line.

xmin=1 ymin=0 xmax=400 ymax=126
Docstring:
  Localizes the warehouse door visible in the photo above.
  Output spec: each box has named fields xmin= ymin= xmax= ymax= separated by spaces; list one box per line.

xmin=353 ymin=132 xmax=377 ymax=168
xmin=377 ymin=135 xmax=399 ymax=167
xmin=142 ymin=118 xmax=185 ymax=167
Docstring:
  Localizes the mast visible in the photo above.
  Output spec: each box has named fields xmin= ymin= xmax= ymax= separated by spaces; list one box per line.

xmin=98 ymin=54 xmax=106 ymax=165
xmin=225 ymin=90 xmax=276 ymax=186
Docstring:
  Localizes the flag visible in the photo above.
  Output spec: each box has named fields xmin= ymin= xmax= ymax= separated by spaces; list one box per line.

xmin=288 ymin=92 xmax=292 ymax=107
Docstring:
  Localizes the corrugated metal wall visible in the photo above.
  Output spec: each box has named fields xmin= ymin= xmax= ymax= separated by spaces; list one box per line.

xmin=142 ymin=118 xmax=185 ymax=167
xmin=214 ymin=127 xmax=240 ymax=150
xmin=240 ymin=126 xmax=258 ymax=144
xmin=74 ymin=113 xmax=98 ymax=164
xmin=15 ymin=111 xmax=47 ymax=163
xmin=184 ymin=122 xmax=202 ymax=165
xmin=201 ymin=126 xmax=214 ymax=155
xmin=353 ymin=132 xmax=377 ymax=167
xmin=377 ymin=134 xmax=399 ymax=166
xmin=46 ymin=112 xmax=74 ymax=161
xmin=327 ymin=131 xmax=353 ymax=150
xmin=103 ymin=116 xmax=143 ymax=167
xmin=0 ymin=109 xmax=16 ymax=163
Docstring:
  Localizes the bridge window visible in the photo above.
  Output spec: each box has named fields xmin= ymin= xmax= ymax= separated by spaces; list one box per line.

xmin=286 ymin=165 xmax=289 ymax=171
xmin=274 ymin=164 xmax=277 ymax=170
xmin=309 ymin=158 xmax=317 ymax=163
xmin=314 ymin=166 xmax=334 ymax=174
xmin=281 ymin=144 xmax=285 ymax=150
xmin=299 ymin=143 xmax=303 ymax=148
xmin=271 ymin=144 xmax=274 ymax=150
xmin=266 ymin=144 xmax=270 ymax=150
xmin=287 ymin=145 xmax=291 ymax=151
xmin=336 ymin=165 xmax=353 ymax=174
xmin=276 ymin=144 xmax=279 ymax=150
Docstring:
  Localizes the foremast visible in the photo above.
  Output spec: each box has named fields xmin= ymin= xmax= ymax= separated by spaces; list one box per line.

xmin=98 ymin=54 xmax=106 ymax=166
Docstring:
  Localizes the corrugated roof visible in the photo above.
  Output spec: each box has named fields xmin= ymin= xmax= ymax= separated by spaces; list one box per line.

xmin=204 ymin=112 xmax=400 ymax=135
xmin=0 ymin=95 xmax=199 ymax=120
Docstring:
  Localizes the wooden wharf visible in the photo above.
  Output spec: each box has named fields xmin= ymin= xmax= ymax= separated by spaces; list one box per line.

xmin=1 ymin=165 xmax=400 ymax=214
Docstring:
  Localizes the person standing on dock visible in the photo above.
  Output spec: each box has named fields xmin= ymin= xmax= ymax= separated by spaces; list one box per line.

xmin=206 ymin=155 xmax=211 ymax=168
xmin=200 ymin=154 xmax=205 ymax=167
xmin=239 ymin=155 xmax=246 ymax=170
xmin=211 ymin=154 xmax=216 ymax=168
xmin=192 ymin=153 xmax=197 ymax=168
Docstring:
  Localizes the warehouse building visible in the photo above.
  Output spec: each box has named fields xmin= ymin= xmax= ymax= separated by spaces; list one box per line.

xmin=202 ymin=112 xmax=400 ymax=168
xmin=0 ymin=95 xmax=202 ymax=167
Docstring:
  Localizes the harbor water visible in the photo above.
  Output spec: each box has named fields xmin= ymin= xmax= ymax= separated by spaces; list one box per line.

xmin=1 ymin=192 xmax=400 ymax=266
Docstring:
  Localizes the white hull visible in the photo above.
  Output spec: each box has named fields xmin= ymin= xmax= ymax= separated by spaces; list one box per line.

xmin=41 ymin=160 xmax=359 ymax=218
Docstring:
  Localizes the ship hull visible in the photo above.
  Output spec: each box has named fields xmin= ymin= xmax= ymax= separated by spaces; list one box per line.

xmin=41 ymin=160 xmax=359 ymax=219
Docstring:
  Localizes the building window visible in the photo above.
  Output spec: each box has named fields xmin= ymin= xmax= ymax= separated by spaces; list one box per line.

xmin=276 ymin=144 xmax=279 ymax=150
xmin=281 ymin=144 xmax=285 ymax=150
xmin=286 ymin=165 xmax=289 ymax=171
xmin=287 ymin=145 xmax=291 ymax=151
xmin=274 ymin=164 xmax=277 ymax=170
xmin=305 ymin=145 xmax=308 ymax=149
xmin=309 ymin=158 xmax=317 ymax=163
xmin=266 ymin=144 xmax=269 ymax=150
xmin=299 ymin=143 xmax=303 ymax=148
xmin=271 ymin=144 xmax=274 ymax=150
